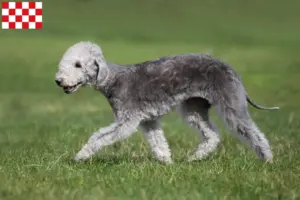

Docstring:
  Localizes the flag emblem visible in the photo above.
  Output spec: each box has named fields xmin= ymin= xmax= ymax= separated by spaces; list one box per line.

xmin=1 ymin=1 xmax=42 ymax=29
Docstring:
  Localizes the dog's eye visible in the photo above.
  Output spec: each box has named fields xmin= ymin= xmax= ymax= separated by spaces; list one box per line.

xmin=75 ymin=62 xmax=82 ymax=68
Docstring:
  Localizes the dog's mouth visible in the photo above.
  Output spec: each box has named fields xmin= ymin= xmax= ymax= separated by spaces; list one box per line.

xmin=63 ymin=82 xmax=82 ymax=94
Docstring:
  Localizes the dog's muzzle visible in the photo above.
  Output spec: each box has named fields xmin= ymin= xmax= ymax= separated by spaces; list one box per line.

xmin=55 ymin=79 xmax=82 ymax=94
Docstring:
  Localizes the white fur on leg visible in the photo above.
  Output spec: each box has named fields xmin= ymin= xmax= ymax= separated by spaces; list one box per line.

xmin=248 ymin=123 xmax=273 ymax=162
xmin=74 ymin=144 xmax=94 ymax=161
xmin=140 ymin=120 xmax=173 ymax=164
xmin=186 ymin=116 xmax=220 ymax=161
xmin=215 ymin=104 xmax=273 ymax=162
xmin=177 ymin=100 xmax=221 ymax=162
xmin=74 ymin=121 xmax=139 ymax=162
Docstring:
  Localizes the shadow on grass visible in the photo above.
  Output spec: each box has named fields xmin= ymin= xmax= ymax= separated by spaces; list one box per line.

xmin=64 ymin=153 xmax=160 ymax=167
xmin=92 ymin=155 xmax=151 ymax=165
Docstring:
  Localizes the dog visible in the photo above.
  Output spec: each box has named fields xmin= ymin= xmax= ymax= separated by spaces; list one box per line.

xmin=55 ymin=41 xmax=279 ymax=163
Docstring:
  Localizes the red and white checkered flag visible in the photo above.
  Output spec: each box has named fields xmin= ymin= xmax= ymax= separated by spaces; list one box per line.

xmin=1 ymin=1 xmax=42 ymax=29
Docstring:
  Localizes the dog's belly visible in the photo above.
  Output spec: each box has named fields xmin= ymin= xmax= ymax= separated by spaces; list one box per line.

xmin=141 ymin=90 xmax=208 ymax=119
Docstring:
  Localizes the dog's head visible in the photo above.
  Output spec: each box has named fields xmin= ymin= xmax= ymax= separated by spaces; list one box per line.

xmin=55 ymin=41 xmax=106 ymax=94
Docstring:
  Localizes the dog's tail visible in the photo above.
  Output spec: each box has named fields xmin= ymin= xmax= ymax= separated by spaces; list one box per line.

xmin=246 ymin=95 xmax=279 ymax=110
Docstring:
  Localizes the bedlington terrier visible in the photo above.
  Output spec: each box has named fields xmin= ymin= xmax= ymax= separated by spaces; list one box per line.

xmin=55 ymin=41 xmax=279 ymax=164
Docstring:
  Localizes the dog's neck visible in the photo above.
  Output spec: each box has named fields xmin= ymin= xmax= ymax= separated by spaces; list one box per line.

xmin=93 ymin=61 xmax=127 ymax=97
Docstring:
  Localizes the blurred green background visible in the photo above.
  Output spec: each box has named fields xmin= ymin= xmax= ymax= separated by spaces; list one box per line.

xmin=0 ymin=0 xmax=300 ymax=199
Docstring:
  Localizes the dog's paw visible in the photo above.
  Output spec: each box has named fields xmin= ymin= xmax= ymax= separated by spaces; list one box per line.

xmin=74 ymin=144 xmax=93 ymax=162
xmin=187 ymin=155 xmax=197 ymax=162
xmin=162 ymin=158 xmax=174 ymax=165
xmin=187 ymin=153 xmax=206 ymax=162
xmin=156 ymin=156 xmax=173 ymax=164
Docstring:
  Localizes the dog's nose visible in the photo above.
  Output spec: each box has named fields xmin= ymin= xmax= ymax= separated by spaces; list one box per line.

xmin=55 ymin=79 xmax=62 ymax=86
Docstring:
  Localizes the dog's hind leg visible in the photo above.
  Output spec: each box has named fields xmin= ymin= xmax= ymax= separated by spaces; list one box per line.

xmin=214 ymin=89 xmax=273 ymax=162
xmin=177 ymin=97 xmax=220 ymax=161
xmin=139 ymin=120 xmax=172 ymax=164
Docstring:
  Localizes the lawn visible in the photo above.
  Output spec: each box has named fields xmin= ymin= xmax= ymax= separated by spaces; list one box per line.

xmin=0 ymin=0 xmax=300 ymax=199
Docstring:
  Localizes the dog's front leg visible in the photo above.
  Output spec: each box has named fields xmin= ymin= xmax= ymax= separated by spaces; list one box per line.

xmin=74 ymin=120 xmax=140 ymax=162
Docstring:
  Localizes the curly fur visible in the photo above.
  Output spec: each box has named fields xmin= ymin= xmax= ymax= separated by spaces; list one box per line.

xmin=55 ymin=41 xmax=278 ymax=163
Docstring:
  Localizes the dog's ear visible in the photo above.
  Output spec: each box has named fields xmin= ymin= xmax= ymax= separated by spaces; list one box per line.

xmin=94 ymin=60 xmax=99 ymax=68
xmin=94 ymin=59 xmax=109 ymax=85
xmin=94 ymin=60 xmax=100 ymax=79
xmin=88 ymin=42 xmax=109 ymax=83
xmin=89 ymin=42 xmax=103 ymax=59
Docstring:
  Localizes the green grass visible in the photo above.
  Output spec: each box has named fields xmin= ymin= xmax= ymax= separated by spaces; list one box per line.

xmin=1 ymin=0 xmax=300 ymax=199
